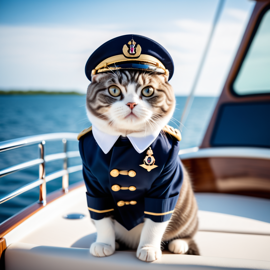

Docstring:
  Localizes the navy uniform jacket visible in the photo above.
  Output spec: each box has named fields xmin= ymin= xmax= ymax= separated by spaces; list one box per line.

xmin=78 ymin=128 xmax=183 ymax=231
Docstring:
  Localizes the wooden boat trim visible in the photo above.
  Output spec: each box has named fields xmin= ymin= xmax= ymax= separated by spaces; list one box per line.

xmin=0 ymin=237 xmax=6 ymax=266
xmin=182 ymin=156 xmax=270 ymax=199
xmin=0 ymin=181 xmax=84 ymax=259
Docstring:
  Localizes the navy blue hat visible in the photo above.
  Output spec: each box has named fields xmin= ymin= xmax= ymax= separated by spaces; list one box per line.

xmin=85 ymin=34 xmax=174 ymax=81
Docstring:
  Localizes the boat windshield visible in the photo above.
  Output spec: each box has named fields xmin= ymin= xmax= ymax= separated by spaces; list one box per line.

xmin=233 ymin=8 xmax=270 ymax=96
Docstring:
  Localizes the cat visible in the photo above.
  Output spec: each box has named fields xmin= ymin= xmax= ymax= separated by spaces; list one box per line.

xmin=81 ymin=70 xmax=199 ymax=261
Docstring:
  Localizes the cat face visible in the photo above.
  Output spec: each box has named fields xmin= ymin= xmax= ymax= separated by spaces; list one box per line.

xmin=86 ymin=70 xmax=175 ymax=137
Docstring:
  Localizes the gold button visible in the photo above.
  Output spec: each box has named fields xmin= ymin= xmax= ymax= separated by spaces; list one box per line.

xmin=130 ymin=201 xmax=137 ymax=205
xmin=111 ymin=185 xmax=120 ymax=192
xmin=125 ymin=202 xmax=130 ymax=205
xmin=129 ymin=186 xmax=136 ymax=191
xmin=110 ymin=169 xmax=119 ymax=177
xmin=117 ymin=201 xmax=125 ymax=207
xmin=128 ymin=170 xmax=136 ymax=177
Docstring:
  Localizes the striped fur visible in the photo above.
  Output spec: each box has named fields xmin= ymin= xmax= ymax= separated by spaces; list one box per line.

xmin=86 ymin=70 xmax=175 ymax=137
xmin=163 ymin=166 xmax=199 ymax=254
xmin=86 ymin=70 xmax=199 ymax=256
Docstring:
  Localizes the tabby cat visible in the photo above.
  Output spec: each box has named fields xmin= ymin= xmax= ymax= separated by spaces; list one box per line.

xmin=82 ymin=70 xmax=199 ymax=261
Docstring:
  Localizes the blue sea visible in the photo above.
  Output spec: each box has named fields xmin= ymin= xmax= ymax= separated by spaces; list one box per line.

xmin=0 ymin=95 xmax=217 ymax=223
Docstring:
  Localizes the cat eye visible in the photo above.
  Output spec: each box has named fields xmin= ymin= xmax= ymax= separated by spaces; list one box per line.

xmin=141 ymin=87 xmax=154 ymax=97
xmin=108 ymin=86 xmax=121 ymax=97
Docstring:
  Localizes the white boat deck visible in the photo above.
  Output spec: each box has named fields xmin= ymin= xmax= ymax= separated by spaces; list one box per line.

xmin=4 ymin=186 xmax=270 ymax=270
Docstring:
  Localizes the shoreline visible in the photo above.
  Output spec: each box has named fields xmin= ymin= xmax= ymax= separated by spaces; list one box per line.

xmin=0 ymin=90 xmax=84 ymax=95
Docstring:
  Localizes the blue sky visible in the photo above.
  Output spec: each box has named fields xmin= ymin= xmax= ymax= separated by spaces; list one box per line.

xmin=0 ymin=0 xmax=221 ymax=26
xmin=0 ymin=0 xmax=254 ymax=95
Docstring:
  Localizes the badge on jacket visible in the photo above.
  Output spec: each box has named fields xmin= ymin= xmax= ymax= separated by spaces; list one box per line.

xmin=140 ymin=147 xmax=158 ymax=172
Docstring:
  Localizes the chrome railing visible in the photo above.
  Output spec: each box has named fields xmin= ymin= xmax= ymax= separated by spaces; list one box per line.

xmin=0 ymin=133 xmax=82 ymax=205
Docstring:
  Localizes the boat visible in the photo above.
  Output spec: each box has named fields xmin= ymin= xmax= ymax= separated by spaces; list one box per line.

xmin=1 ymin=0 xmax=270 ymax=269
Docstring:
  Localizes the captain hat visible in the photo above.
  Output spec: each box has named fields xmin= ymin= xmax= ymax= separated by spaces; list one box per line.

xmin=85 ymin=34 xmax=174 ymax=81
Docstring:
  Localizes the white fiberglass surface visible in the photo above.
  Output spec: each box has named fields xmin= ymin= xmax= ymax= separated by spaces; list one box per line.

xmin=195 ymin=193 xmax=270 ymax=224
xmin=179 ymin=147 xmax=270 ymax=160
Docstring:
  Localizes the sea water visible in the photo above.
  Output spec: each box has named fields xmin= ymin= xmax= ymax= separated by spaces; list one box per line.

xmin=0 ymin=95 xmax=217 ymax=223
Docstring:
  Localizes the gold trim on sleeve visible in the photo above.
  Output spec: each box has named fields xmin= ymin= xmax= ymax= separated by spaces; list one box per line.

xmin=144 ymin=210 xmax=174 ymax=216
xmin=88 ymin=207 xmax=114 ymax=213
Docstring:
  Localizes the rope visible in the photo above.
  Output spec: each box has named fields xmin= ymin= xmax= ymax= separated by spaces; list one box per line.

xmin=179 ymin=0 xmax=226 ymax=128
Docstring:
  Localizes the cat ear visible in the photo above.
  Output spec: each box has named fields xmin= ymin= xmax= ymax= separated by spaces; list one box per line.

xmin=91 ymin=73 xmax=108 ymax=83
xmin=91 ymin=74 xmax=99 ymax=83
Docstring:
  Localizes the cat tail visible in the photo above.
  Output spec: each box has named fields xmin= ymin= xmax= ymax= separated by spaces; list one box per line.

xmin=186 ymin=238 xmax=200 ymax=255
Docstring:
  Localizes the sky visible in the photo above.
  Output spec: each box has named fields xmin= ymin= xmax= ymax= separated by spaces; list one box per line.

xmin=0 ymin=0 xmax=255 ymax=96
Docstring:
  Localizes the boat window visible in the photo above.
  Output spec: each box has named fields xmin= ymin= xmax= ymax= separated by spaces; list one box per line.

xmin=233 ymin=8 xmax=270 ymax=96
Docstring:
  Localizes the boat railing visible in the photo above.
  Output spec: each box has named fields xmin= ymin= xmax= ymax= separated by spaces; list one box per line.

xmin=0 ymin=133 xmax=81 ymax=205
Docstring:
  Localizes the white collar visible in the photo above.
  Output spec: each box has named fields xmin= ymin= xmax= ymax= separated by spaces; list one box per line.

xmin=92 ymin=126 xmax=160 ymax=154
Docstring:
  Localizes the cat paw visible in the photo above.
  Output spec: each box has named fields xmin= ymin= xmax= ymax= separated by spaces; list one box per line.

xmin=168 ymin=239 xmax=189 ymax=254
xmin=136 ymin=246 xmax=162 ymax=262
xmin=90 ymin=242 xmax=115 ymax=257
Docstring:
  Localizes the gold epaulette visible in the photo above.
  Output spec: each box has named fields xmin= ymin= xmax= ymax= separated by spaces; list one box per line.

xmin=77 ymin=126 xmax=92 ymax=140
xmin=162 ymin=125 xmax=181 ymax=141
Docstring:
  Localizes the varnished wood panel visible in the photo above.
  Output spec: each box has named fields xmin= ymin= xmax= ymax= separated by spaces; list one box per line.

xmin=0 ymin=181 xmax=84 ymax=238
xmin=201 ymin=1 xmax=270 ymax=149
xmin=182 ymin=157 xmax=270 ymax=199
xmin=0 ymin=238 xmax=6 ymax=269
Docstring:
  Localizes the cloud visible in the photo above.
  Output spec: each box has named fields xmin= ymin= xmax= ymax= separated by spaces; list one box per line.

xmin=0 ymin=25 xmax=124 ymax=91
xmin=226 ymin=8 xmax=249 ymax=22
xmin=174 ymin=19 xmax=210 ymax=34
xmin=0 ymin=4 xmax=253 ymax=97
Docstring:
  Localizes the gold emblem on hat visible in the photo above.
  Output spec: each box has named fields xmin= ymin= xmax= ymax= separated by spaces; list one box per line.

xmin=140 ymin=147 xmax=158 ymax=172
xmin=122 ymin=39 xmax=142 ymax=58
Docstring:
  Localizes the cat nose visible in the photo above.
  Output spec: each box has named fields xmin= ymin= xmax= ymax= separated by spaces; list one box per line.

xmin=126 ymin=102 xmax=137 ymax=110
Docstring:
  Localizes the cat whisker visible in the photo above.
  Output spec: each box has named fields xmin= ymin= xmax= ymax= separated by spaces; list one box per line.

xmin=151 ymin=114 xmax=184 ymax=131
xmin=168 ymin=119 xmax=185 ymax=132
xmin=167 ymin=116 xmax=179 ymax=125
xmin=151 ymin=114 xmax=163 ymax=122
xmin=146 ymin=120 xmax=155 ymax=133
xmin=169 ymin=116 xmax=182 ymax=125
xmin=168 ymin=119 xmax=179 ymax=128
xmin=113 ymin=63 xmax=121 ymax=79
xmin=78 ymin=117 xmax=90 ymax=124
xmin=107 ymin=66 xmax=118 ymax=77
xmin=150 ymin=117 xmax=161 ymax=126
xmin=148 ymin=118 xmax=161 ymax=133
xmin=171 ymin=117 xmax=186 ymax=128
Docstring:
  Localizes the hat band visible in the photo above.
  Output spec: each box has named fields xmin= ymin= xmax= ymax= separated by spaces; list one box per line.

xmin=97 ymin=62 xmax=166 ymax=75
xmin=92 ymin=54 xmax=168 ymax=76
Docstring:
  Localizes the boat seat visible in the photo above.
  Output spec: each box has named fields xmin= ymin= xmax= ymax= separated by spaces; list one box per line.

xmin=4 ymin=186 xmax=270 ymax=270
xmin=195 ymin=193 xmax=270 ymax=223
